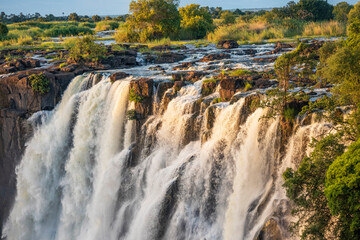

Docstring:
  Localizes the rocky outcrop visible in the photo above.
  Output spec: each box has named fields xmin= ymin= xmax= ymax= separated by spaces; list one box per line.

xmin=0 ymin=58 xmax=40 ymax=74
xmin=219 ymin=78 xmax=245 ymax=101
xmin=201 ymin=80 xmax=217 ymax=96
xmin=0 ymin=70 xmax=72 ymax=233
xmin=110 ymin=72 xmax=130 ymax=82
xmin=200 ymin=53 xmax=231 ymax=62
xmin=172 ymin=62 xmax=196 ymax=70
xmin=257 ymin=219 xmax=283 ymax=240
xmin=130 ymin=78 xmax=154 ymax=120
xmin=172 ymin=71 xmax=207 ymax=83
xmin=216 ymin=40 xmax=239 ymax=49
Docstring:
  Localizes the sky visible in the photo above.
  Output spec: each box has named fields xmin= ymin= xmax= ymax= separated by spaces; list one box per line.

xmin=0 ymin=0 xmax=358 ymax=16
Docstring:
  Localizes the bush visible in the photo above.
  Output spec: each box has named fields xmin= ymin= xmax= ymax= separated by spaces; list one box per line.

xmin=64 ymin=35 xmax=107 ymax=63
xmin=126 ymin=110 xmax=137 ymax=120
xmin=325 ymin=139 xmax=360 ymax=239
xmin=129 ymin=88 xmax=143 ymax=103
xmin=0 ymin=22 xmax=9 ymax=38
xmin=29 ymin=73 xmax=50 ymax=94
xmin=95 ymin=21 xmax=120 ymax=31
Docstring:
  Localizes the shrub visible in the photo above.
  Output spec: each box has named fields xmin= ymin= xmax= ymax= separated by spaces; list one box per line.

xmin=29 ymin=73 xmax=50 ymax=94
xmin=325 ymin=139 xmax=360 ymax=239
xmin=0 ymin=22 xmax=9 ymax=38
xmin=64 ymin=35 xmax=107 ymax=63
xmin=230 ymin=69 xmax=252 ymax=76
xmin=244 ymin=82 xmax=252 ymax=91
xmin=95 ymin=21 xmax=119 ymax=31
xmin=129 ymin=88 xmax=143 ymax=103
xmin=126 ymin=110 xmax=137 ymax=120
xmin=283 ymin=107 xmax=296 ymax=121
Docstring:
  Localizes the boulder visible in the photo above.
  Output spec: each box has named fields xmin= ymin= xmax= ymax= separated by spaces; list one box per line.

xmin=217 ymin=40 xmax=239 ymax=49
xmin=201 ymin=80 xmax=217 ymax=96
xmin=110 ymin=72 xmax=130 ymax=82
xmin=200 ymin=53 xmax=231 ymax=62
xmin=155 ymin=52 xmax=186 ymax=64
xmin=172 ymin=62 xmax=196 ymax=70
xmin=172 ymin=71 xmax=207 ymax=83
xmin=151 ymin=45 xmax=173 ymax=51
xmin=219 ymin=78 xmax=244 ymax=101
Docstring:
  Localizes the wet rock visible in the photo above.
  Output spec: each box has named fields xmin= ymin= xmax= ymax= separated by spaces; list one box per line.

xmin=252 ymin=56 xmax=278 ymax=63
xmin=172 ymin=62 xmax=195 ymax=70
xmin=216 ymin=40 xmax=239 ymax=49
xmin=219 ymin=78 xmax=245 ymax=101
xmin=242 ymin=49 xmax=257 ymax=55
xmin=110 ymin=72 xmax=130 ymax=82
xmin=200 ymin=53 xmax=231 ymax=62
xmin=149 ymin=65 xmax=165 ymax=71
xmin=173 ymin=81 xmax=185 ymax=92
xmin=155 ymin=52 xmax=186 ymax=64
xmin=257 ymin=218 xmax=283 ymax=240
xmin=201 ymin=79 xmax=217 ymax=96
xmin=253 ymin=79 xmax=277 ymax=89
xmin=151 ymin=45 xmax=172 ymax=52
xmin=156 ymin=81 xmax=174 ymax=100
xmin=103 ymin=55 xmax=137 ymax=67
xmin=61 ymin=64 xmax=79 ymax=72
xmin=130 ymin=78 xmax=154 ymax=119
xmin=172 ymin=71 xmax=207 ymax=83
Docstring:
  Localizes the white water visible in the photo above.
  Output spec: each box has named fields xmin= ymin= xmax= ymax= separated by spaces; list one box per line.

xmin=3 ymin=73 xmax=330 ymax=240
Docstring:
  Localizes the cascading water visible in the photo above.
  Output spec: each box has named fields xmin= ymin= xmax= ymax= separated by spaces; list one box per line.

xmin=2 ymin=70 xmax=331 ymax=240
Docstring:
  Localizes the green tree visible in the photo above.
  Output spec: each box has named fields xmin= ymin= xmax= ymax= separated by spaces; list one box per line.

xmin=220 ymin=10 xmax=236 ymax=25
xmin=297 ymin=0 xmax=333 ymax=21
xmin=117 ymin=0 xmax=180 ymax=42
xmin=325 ymin=139 xmax=360 ymax=239
xmin=348 ymin=1 xmax=360 ymax=23
xmin=68 ymin=12 xmax=80 ymax=21
xmin=0 ymin=22 xmax=8 ymax=38
xmin=179 ymin=4 xmax=214 ymax=39
xmin=92 ymin=15 xmax=101 ymax=22
xmin=283 ymin=134 xmax=345 ymax=239
xmin=333 ymin=2 xmax=353 ymax=22
xmin=105 ymin=16 xmax=112 ymax=20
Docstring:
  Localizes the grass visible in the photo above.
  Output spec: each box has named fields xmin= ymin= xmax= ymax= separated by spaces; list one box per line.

xmin=207 ymin=19 xmax=346 ymax=43
xmin=0 ymin=20 xmax=95 ymax=48
xmin=229 ymin=69 xmax=252 ymax=76
xmin=302 ymin=21 xmax=347 ymax=37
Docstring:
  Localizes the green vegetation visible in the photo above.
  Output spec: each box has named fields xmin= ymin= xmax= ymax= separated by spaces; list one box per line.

xmin=64 ymin=35 xmax=107 ymax=63
xmin=179 ymin=4 xmax=214 ymax=39
xmin=126 ymin=110 xmax=137 ymax=120
xmin=244 ymin=82 xmax=252 ymax=91
xmin=115 ymin=0 xmax=181 ymax=42
xmin=229 ymin=69 xmax=252 ymax=76
xmin=29 ymin=73 xmax=50 ymax=94
xmin=129 ymin=89 xmax=144 ymax=103
xmin=95 ymin=21 xmax=120 ymax=31
xmin=325 ymin=139 xmax=360 ymax=239
xmin=282 ymin=19 xmax=360 ymax=239
xmin=333 ymin=1 xmax=353 ymax=23
xmin=0 ymin=22 xmax=9 ymax=38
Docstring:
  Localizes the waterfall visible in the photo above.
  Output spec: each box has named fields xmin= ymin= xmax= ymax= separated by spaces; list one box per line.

xmin=2 ymin=74 xmax=331 ymax=240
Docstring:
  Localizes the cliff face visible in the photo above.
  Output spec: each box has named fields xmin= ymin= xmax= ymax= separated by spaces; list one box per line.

xmin=0 ymin=71 xmax=72 ymax=233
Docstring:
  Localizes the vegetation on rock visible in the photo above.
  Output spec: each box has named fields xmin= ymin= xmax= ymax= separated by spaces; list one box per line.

xmin=29 ymin=73 xmax=50 ymax=94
